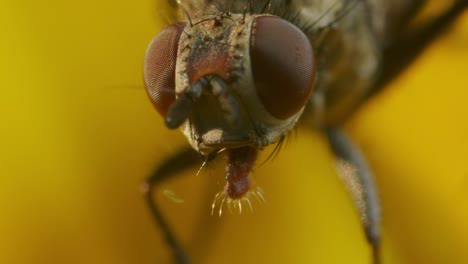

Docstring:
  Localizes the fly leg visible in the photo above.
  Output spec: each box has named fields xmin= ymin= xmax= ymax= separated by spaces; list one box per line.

xmin=325 ymin=127 xmax=381 ymax=264
xmin=142 ymin=147 xmax=202 ymax=264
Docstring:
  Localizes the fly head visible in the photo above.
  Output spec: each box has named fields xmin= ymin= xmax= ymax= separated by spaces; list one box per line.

xmin=144 ymin=11 xmax=316 ymax=203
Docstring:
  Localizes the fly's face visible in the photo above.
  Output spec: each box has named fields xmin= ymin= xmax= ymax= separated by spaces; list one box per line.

xmin=144 ymin=13 xmax=316 ymax=156
xmin=144 ymin=12 xmax=316 ymax=203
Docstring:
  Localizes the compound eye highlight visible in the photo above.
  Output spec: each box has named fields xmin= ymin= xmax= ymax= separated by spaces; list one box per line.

xmin=250 ymin=16 xmax=315 ymax=119
xmin=144 ymin=23 xmax=186 ymax=116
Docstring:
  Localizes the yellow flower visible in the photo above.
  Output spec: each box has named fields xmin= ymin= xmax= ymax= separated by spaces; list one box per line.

xmin=0 ymin=1 xmax=467 ymax=263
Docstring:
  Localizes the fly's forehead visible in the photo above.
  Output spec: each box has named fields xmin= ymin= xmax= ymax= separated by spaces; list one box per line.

xmin=174 ymin=13 xmax=305 ymax=153
xmin=175 ymin=14 xmax=248 ymax=93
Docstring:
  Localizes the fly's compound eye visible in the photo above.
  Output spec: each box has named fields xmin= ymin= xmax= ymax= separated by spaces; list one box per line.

xmin=250 ymin=16 xmax=315 ymax=119
xmin=144 ymin=23 xmax=186 ymax=116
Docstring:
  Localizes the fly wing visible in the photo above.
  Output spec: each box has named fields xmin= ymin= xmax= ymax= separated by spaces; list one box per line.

xmin=297 ymin=0 xmax=466 ymax=124
xmin=370 ymin=0 xmax=467 ymax=96
xmin=368 ymin=0 xmax=426 ymax=45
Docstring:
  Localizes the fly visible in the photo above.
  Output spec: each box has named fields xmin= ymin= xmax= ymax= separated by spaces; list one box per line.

xmin=142 ymin=1 xmax=467 ymax=263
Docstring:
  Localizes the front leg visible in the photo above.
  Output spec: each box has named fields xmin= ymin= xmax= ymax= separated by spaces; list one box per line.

xmin=143 ymin=147 xmax=202 ymax=264
xmin=325 ymin=127 xmax=381 ymax=264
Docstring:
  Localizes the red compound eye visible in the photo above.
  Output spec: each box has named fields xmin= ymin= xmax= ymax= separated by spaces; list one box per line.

xmin=144 ymin=23 xmax=186 ymax=116
xmin=250 ymin=16 xmax=315 ymax=119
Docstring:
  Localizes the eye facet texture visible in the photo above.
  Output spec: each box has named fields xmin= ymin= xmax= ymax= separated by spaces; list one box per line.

xmin=144 ymin=23 xmax=185 ymax=116
xmin=250 ymin=16 xmax=315 ymax=119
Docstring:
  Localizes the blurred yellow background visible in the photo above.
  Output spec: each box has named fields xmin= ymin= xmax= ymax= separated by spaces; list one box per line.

xmin=1 ymin=1 xmax=467 ymax=263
